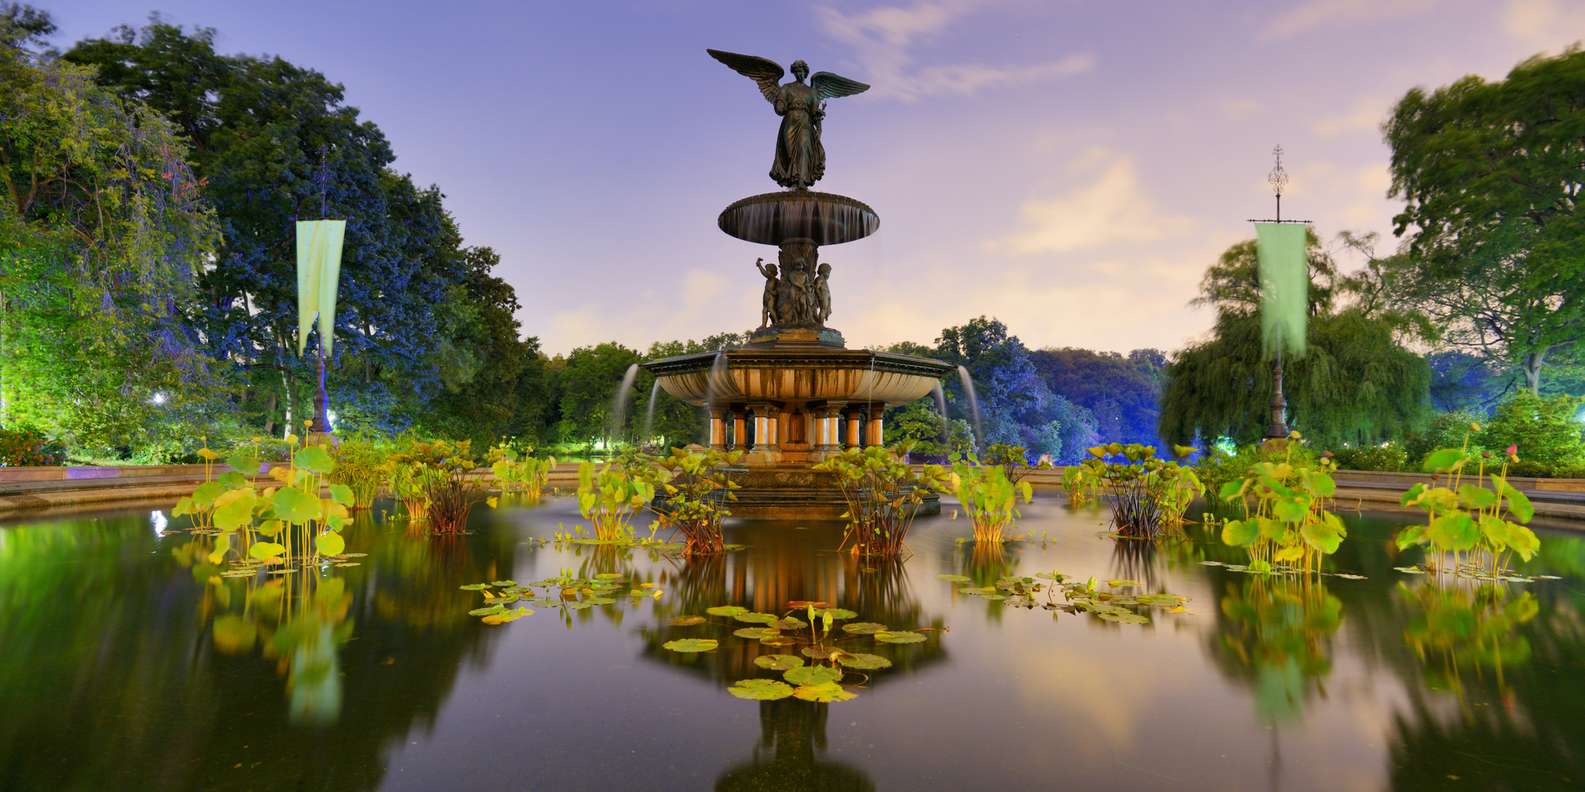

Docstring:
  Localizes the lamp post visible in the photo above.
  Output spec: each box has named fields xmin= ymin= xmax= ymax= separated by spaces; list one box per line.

xmin=1246 ymin=145 xmax=1311 ymax=440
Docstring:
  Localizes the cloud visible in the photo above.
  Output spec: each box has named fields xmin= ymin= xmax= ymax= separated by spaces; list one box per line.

xmin=816 ymin=1 xmax=1093 ymax=101
xmin=1312 ymin=95 xmax=1391 ymax=138
xmin=1219 ymin=97 xmax=1260 ymax=121
xmin=1503 ymin=0 xmax=1585 ymax=52
xmin=986 ymin=147 xmax=1194 ymax=255
xmin=1260 ymin=0 xmax=1440 ymax=40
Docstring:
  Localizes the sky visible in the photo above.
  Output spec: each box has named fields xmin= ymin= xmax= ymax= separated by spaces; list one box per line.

xmin=37 ymin=0 xmax=1585 ymax=356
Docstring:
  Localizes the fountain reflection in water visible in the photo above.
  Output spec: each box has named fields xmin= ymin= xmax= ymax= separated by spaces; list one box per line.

xmin=610 ymin=364 xmax=640 ymax=445
xmin=640 ymin=380 xmax=661 ymax=449
xmin=956 ymin=365 xmax=982 ymax=446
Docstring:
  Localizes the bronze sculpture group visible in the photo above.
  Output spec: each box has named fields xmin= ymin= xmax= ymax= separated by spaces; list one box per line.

xmin=756 ymin=250 xmax=831 ymax=329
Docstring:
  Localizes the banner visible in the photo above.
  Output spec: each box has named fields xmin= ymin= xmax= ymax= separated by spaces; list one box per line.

xmin=1254 ymin=222 xmax=1308 ymax=359
xmin=295 ymin=220 xmax=346 ymax=357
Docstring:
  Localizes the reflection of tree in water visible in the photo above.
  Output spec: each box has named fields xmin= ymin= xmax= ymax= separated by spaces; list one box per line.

xmin=714 ymin=699 xmax=874 ymax=792
xmin=1204 ymin=574 xmax=1343 ymax=722
xmin=0 ymin=504 xmax=522 ymax=790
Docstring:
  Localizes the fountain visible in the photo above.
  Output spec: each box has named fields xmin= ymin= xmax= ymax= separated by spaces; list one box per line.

xmin=642 ymin=49 xmax=953 ymax=519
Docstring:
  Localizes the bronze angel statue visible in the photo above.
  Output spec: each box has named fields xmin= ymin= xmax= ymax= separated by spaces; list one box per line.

xmin=707 ymin=49 xmax=870 ymax=190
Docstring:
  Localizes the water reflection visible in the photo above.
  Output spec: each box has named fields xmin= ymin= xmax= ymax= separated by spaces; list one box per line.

xmin=1207 ymin=575 xmax=1343 ymax=722
xmin=714 ymin=700 xmax=873 ymax=791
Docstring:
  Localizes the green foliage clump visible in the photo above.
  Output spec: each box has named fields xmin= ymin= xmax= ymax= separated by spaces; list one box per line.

xmin=1329 ymin=443 xmax=1409 ymax=472
xmin=812 ymin=443 xmax=949 ymax=557
xmin=1404 ymin=410 xmax=1488 ymax=466
xmin=649 ymin=448 xmax=742 ymax=556
xmin=1397 ymin=438 xmax=1541 ymax=579
xmin=385 ymin=439 xmax=485 ymax=532
xmin=948 ymin=460 xmax=1032 ymax=544
xmin=488 ymin=442 xmax=556 ymax=504
xmin=576 ymin=456 xmax=657 ymax=543
xmin=1083 ymin=443 xmax=1203 ymax=538
xmin=329 ymin=438 xmax=389 ymax=510
xmin=0 ymin=425 xmax=66 ymax=466
xmin=1477 ymin=392 xmax=1585 ymax=478
xmin=1217 ymin=442 xmax=1347 ymax=574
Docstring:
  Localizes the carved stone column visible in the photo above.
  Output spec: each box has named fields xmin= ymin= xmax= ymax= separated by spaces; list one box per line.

xmin=732 ymin=412 xmax=746 ymax=450
xmin=749 ymin=403 xmax=780 ymax=462
xmin=846 ymin=407 xmax=863 ymax=448
xmin=709 ymin=409 xmax=726 ymax=450
xmin=817 ymin=403 xmax=843 ymax=455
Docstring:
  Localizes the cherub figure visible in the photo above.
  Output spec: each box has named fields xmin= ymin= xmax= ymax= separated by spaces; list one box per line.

xmin=815 ymin=262 xmax=832 ymax=323
xmin=756 ymin=257 xmax=779 ymax=327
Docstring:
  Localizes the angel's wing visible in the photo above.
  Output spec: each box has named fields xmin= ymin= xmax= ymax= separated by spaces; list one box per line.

xmin=706 ymin=49 xmax=784 ymax=104
xmin=810 ymin=71 xmax=870 ymax=102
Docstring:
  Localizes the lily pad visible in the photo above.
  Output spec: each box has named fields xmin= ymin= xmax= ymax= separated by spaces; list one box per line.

xmin=733 ymin=612 xmax=779 ymax=624
xmin=1096 ymin=610 xmax=1151 ymax=625
xmin=1393 ymin=566 xmax=1427 ymax=575
xmin=836 ymin=653 xmax=892 ymax=670
xmin=754 ymin=654 xmax=805 ymax=671
xmin=801 ymin=645 xmax=840 ymax=660
xmin=792 ymin=682 xmax=856 ymax=703
xmin=460 ymin=583 xmax=490 ymax=591
xmin=774 ymin=617 xmax=808 ymax=630
xmin=662 ymin=638 xmax=719 ymax=653
xmin=595 ymin=572 xmax=625 ymax=580
xmin=817 ymin=608 xmax=857 ymax=620
xmin=490 ymin=579 xmax=517 ymax=587
xmin=734 ymin=627 xmax=781 ymax=640
xmin=669 ymin=615 xmax=707 ymax=627
xmin=840 ymin=621 xmax=887 ymax=635
xmin=706 ymin=605 xmax=748 ymax=618
xmin=469 ymin=604 xmax=507 ymax=617
xmin=874 ymin=630 xmax=927 ymax=644
xmin=937 ymin=574 xmax=972 ymax=583
xmin=759 ymin=635 xmax=798 ymax=647
xmin=783 ymin=665 xmax=842 ymax=686
xmin=728 ymin=678 xmax=794 ymax=701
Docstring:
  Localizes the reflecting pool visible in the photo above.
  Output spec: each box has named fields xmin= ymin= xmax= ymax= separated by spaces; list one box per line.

xmin=2 ymin=497 xmax=1582 ymax=790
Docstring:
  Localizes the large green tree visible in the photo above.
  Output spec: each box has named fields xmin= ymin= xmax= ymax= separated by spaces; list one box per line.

xmin=1 ymin=7 xmax=221 ymax=451
xmin=1383 ymin=47 xmax=1585 ymax=392
xmin=1160 ymin=233 xmax=1431 ymax=448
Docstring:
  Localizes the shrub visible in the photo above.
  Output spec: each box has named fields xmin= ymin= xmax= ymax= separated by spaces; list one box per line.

xmin=330 ymin=438 xmax=389 ymax=510
xmin=1405 ymin=410 xmax=1488 ymax=465
xmin=0 ymin=425 xmax=67 ymax=466
xmin=1330 ymin=443 xmax=1409 ymax=472
xmin=1477 ymin=392 xmax=1585 ymax=478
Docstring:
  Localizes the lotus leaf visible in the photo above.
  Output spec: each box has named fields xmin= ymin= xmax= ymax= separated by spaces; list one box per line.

xmin=792 ymin=682 xmax=856 ymax=703
xmin=733 ymin=612 xmax=779 ymax=624
xmin=314 ymin=532 xmax=346 ymax=557
xmin=459 ymin=583 xmax=490 ymax=591
xmin=707 ymin=605 xmax=748 ymax=618
xmin=734 ymin=627 xmax=780 ymax=640
xmin=801 ymin=645 xmax=839 ymax=660
xmin=272 ymin=486 xmax=320 ymax=524
xmin=662 ymin=638 xmax=719 ymax=653
xmin=728 ymin=678 xmax=794 ymax=701
xmin=817 ymin=608 xmax=857 ymax=620
xmin=840 ymin=622 xmax=887 ymax=635
xmin=248 ymin=541 xmax=286 ymax=563
xmin=754 ymin=654 xmax=804 ymax=671
xmin=836 ymin=653 xmax=892 ymax=670
xmin=874 ymin=630 xmax=927 ymax=644
xmin=759 ymin=635 xmax=797 ymax=647
xmin=295 ymin=445 xmax=335 ymax=474
xmin=783 ymin=665 xmax=842 ymax=686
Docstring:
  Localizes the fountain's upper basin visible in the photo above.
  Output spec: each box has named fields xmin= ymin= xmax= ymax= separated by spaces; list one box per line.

xmin=718 ymin=191 xmax=879 ymax=246
xmin=644 ymin=347 xmax=950 ymax=407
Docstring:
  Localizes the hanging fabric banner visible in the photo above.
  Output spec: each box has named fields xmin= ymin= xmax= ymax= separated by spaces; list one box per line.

xmin=295 ymin=219 xmax=346 ymax=356
xmin=1254 ymin=222 xmax=1308 ymax=360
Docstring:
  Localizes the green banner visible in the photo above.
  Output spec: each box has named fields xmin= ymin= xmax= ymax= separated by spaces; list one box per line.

xmin=295 ymin=220 xmax=346 ymax=357
xmin=1255 ymin=222 xmax=1308 ymax=359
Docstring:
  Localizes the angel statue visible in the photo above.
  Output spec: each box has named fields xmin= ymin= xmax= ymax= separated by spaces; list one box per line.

xmin=707 ymin=49 xmax=870 ymax=190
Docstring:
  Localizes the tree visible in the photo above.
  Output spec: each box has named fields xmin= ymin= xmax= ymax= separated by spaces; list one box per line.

xmin=554 ymin=343 xmax=641 ymax=448
xmin=1 ymin=9 xmax=221 ymax=451
xmin=1161 ymin=235 xmax=1431 ymax=449
xmin=1031 ymin=347 xmax=1166 ymax=449
xmin=1383 ymin=47 xmax=1585 ymax=392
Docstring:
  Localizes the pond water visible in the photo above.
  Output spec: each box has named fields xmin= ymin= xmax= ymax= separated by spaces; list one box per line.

xmin=2 ymin=496 xmax=1582 ymax=791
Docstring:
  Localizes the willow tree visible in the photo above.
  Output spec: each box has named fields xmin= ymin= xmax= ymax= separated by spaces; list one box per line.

xmin=1161 ymin=232 xmax=1431 ymax=449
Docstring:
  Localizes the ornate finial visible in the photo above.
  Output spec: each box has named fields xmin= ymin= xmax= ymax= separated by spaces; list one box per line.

xmin=1267 ymin=144 xmax=1288 ymax=198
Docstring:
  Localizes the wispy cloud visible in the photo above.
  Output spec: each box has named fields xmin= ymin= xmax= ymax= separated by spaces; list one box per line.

xmin=985 ymin=147 xmax=1194 ymax=255
xmin=1260 ymin=0 xmax=1440 ymax=40
xmin=816 ymin=0 xmax=1093 ymax=101
xmin=1503 ymin=0 xmax=1585 ymax=53
xmin=1311 ymin=95 xmax=1392 ymax=138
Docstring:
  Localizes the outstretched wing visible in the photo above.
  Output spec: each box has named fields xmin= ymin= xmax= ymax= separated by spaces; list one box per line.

xmin=706 ymin=49 xmax=784 ymax=104
xmin=810 ymin=71 xmax=870 ymax=102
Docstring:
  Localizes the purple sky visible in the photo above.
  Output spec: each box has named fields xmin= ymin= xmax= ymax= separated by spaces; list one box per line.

xmin=39 ymin=0 xmax=1585 ymax=355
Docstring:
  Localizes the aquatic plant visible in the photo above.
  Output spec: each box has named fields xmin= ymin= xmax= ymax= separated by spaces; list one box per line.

xmin=1397 ymin=580 xmax=1538 ymax=697
xmin=648 ymin=448 xmax=742 ymax=556
xmin=812 ymin=443 xmax=950 ymax=557
xmin=387 ymin=440 xmax=435 ymax=523
xmin=1217 ymin=438 xmax=1346 ymax=574
xmin=948 ymin=460 xmax=1032 ymax=544
xmin=489 ymin=443 xmax=557 ymax=503
xmin=1210 ymin=576 xmax=1342 ymax=722
xmin=1395 ymin=429 xmax=1541 ymax=579
xmin=417 ymin=440 xmax=487 ymax=534
xmin=576 ymin=456 xmax=657 ymax=543
xmin=1086 ymin=443 xmax=1204 ymax=539
xmin=1060 ymin=462 xmax=1102 ymax=507
xmin=329 ymin=438 xmax=387 ymax=510
xmin=946 ymin=570 xmax=1188 ymax=626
